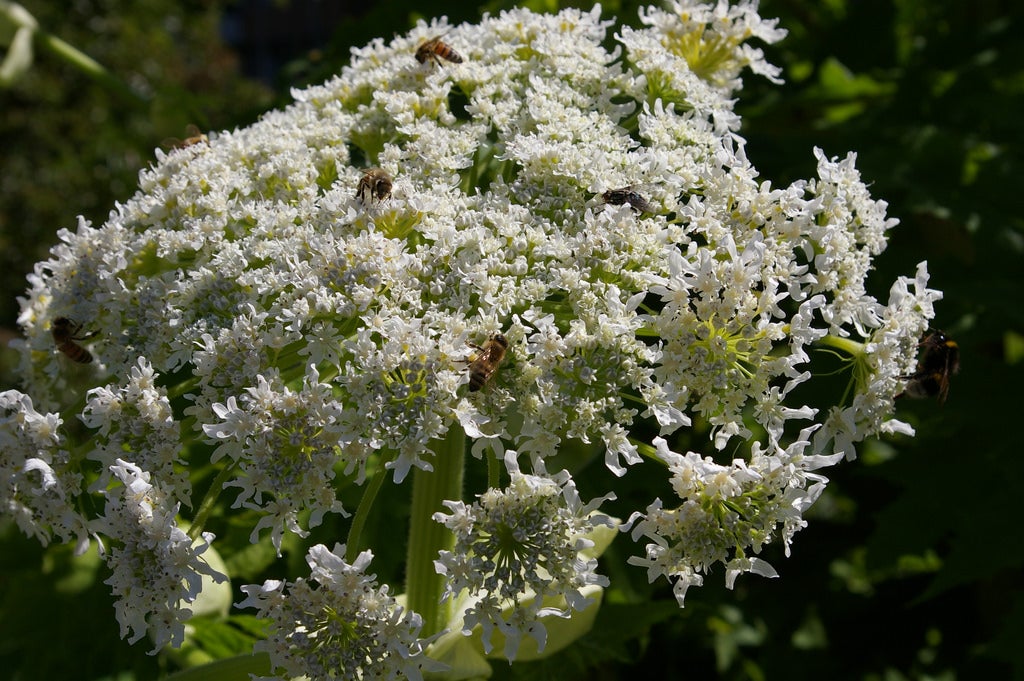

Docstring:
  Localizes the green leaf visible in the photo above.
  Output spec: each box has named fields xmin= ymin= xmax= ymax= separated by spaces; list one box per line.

xmin=162 ymin=653 xmax=272 ymax=681
xmin=485 ymin=587 xmax=605 ymax=662
xmin=426 ymin=634 xmax=493 ymax=681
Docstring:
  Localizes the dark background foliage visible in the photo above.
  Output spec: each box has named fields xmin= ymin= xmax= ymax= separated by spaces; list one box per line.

xmin=1 ymin=0 xmax=1021 ymax=679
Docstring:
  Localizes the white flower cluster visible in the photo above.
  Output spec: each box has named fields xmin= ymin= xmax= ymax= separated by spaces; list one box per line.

xmin=0 ymin=390 xmax=88 ymax=551
xmin=92 ymin=459 xmax=225 ymax=651
xmin=82 ymin=357 xmax=189 ymax=504
xmin=203 ymin=366 xmax=349 ymax=552
xmin=433 ymin=453 xmax=614 ymax=658
xmin=237 ymin=544 xmax=439 ymax=681
xmin=620 ymin=1 xmax=787 ymax=131
xmin=627 ymin=431 xmax=840 ymax=606
xmin=3 ymin=0 xmax=941 ymax=674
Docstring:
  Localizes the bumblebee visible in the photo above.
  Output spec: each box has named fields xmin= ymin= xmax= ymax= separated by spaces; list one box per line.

xmin=415 ymin=36 xmax=463 ymax=67
xmin=466 ymin=334 xmax=508 ymax=391
xmin=356 ymin=168 xmax=393 ymax=203
xmin=901 ymin=330 xmax=959 ymax=403
xmin=51 ymin=316 xmax=97 ymax=364
xmin=601 ymin=187 xmax=654 ymax=213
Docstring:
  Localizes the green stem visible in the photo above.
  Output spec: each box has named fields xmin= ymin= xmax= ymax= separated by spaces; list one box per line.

xmin=486 ymin=445 xmax=501 ymax=490
xmin=34 ymin=29 xmax=148 ymax=106
xmin=815 ymin=334 xmax=870 ymax=407
xmin=816 ymin=334 xmax=866 ymax=358
xmin=406 ymin=424 xmax=465 ymax=637
xmin=187 ymin=463 xmax=236 ymax=541
xmin=629 ymin=436 xmax=661 ymax=463
xmin=345 ymin=461 xmax=387 ymax=561
xmin=161 ymin=652 xmax=271 ymax=681
xmin=166 ymin=377 xmax=201 ymax=401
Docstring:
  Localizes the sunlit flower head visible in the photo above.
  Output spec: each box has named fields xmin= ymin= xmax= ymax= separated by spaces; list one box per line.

xmin=434 ymin=452 xmax=615 ymax=658
xmin=238 ymin=543 xmax=440 ymax=681
xmin=3 ymin=0 xmax=942 ymax=669
xmin=626 ymin=430 xmax=841 ymax=606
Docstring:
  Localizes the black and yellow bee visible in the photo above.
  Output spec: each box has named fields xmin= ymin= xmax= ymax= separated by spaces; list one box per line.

xmin=466 ymin=334 xmax=508 ymax=391
xmin=356 ymin=168 xmax=393 ymax=203
xmin=415 ymin=36 xmax=464 ymax=67
xmin=51 ymin=316 xmax=97 ymax=364
xmin=901 ymin=330 xmax=960 ymax=403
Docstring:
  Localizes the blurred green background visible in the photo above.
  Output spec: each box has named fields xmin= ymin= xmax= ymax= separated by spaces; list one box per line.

xmin=1 ymin=0 xmax=1022 ymax=679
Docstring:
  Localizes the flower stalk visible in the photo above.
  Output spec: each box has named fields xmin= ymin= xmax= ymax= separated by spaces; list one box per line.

xmin=406 ymin=424 xmax=465 ymax=637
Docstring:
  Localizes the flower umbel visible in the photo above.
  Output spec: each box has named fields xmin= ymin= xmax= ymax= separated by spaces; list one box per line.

xmin=82 ymin=357 xmax=189 ymax=504
xmin=4 ymin=0 xmax=943 ymax=676
xmin=0 ymin=389 xmax=88 ymax=551
xmin=92 ymin=459 xmax=225 ymax=652
xmin=238 ymin=544 xmax=440 ymax=681
xmin=203 ymin=365 xmax=350 ymax=552
xmin=627 ymin=431 xmax=841 ymax=606
xmin=433 ymin=452 xmax=615 ymax=659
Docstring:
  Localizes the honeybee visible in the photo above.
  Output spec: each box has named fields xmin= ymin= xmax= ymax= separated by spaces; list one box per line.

xmin=51 ymin=316 xmax=97 ymax=364
xmin=601 ymin=187 xmax=654 ymax=213
xmin=900 ymin=330 xmax=960 ymax=403
xmin=163 ymin=124 xmax=208 ymax=150
xmin=356 ymin=168 xmax=393 ymax=203
xmin=466 ymin=333 xmax=509 ymax=391
xmin=415 ymin=35 xmax=464 ymax=67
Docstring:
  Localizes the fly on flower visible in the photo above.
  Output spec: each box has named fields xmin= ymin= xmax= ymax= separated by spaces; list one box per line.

xmin=601 ymin=187 xmax=655 ymax=213
xmin=900 ymin=330 xmax=960 ymax=403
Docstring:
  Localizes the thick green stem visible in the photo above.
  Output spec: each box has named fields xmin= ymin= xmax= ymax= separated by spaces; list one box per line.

xmin=405 ymin=424 xmax=465 ymax=637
